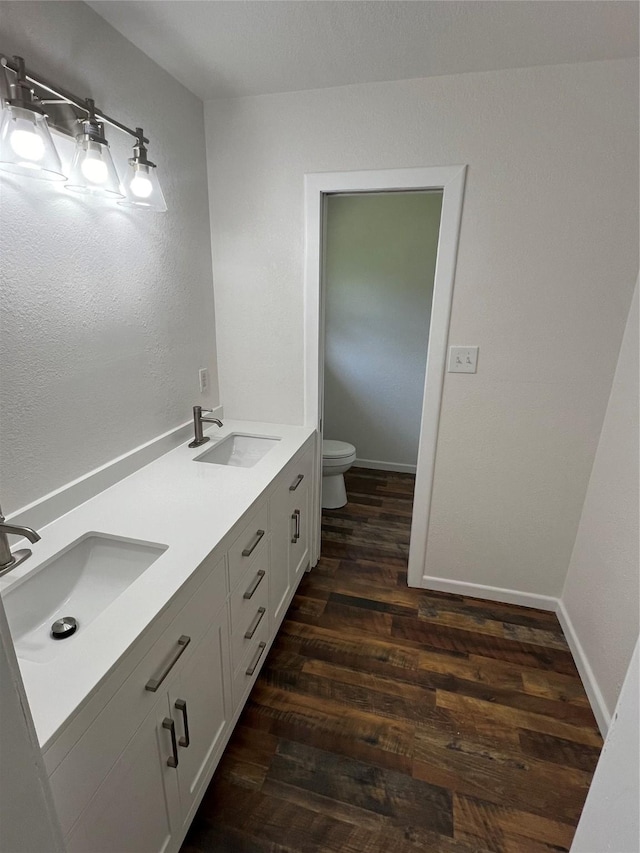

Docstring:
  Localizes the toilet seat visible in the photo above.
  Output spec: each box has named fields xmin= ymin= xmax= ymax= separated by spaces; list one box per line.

xmin=322 ymin=439 xmax=356 ymax=460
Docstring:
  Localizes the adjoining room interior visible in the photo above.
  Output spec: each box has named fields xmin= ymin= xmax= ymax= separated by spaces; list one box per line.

xmin=322 ymin=190 xmax=443 ymax=481
xmin=0 ymin=3 xmax=638 ymax=852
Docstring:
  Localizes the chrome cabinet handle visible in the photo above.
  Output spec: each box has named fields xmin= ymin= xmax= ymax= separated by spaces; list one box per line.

xmin=162 ymin=718 xmax=179 ymax=768
xmin=145 ymin=636 xmax=191 ymax=692
xmin=289 ymin=473 xmax=304 ymax=491
xmin=291 ymin=509 xmax=300 ymax=544
xmin=242 ymin=529 xmax=265 ymax=557
xmin=245 ymin=607 xmax=266 ymax=640
xmin=175 ymin=699 xmax=190 ymax=748
xmin=243 ymin=569 xmax=265 ymax=599
xmin=246 ymin=641 xmax=267 ymax=676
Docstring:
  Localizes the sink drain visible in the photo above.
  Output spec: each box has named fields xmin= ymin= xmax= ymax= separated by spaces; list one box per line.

xmin=51 ymin=616 xmax=78 ymax=640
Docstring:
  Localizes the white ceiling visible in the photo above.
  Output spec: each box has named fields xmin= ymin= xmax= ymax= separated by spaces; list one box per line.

xmin=88 ymin=1 xmax=639 ymax=101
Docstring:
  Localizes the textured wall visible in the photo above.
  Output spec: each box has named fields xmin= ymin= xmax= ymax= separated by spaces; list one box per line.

xmin=205 ymin=59 xmax=639 ymax=597
xmin=562 ymin=282 xmax=639 ymax=715
xmin=323 ymin=192 xmax=442 ymax=470
xmin=0 ymin=1 xmax=219 ymax=514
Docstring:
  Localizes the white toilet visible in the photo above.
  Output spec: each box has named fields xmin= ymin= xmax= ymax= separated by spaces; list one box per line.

xmin=322 ymin=439 xmax=357 ymax=509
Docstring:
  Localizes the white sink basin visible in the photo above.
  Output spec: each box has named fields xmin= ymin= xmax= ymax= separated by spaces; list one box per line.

xmin=194 ymin=433 xmax=280 ymax=467
xmin=2 ymin=533 xmax=167 ymax=663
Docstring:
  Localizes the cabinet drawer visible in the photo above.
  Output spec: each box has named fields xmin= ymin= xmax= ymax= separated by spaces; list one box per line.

xmin=284 ymin=447 xmax=314 ymax=508
xmin=232 ymin=616 xmax=270 ymax=709
xmin=229 ymin=555 xmax=269 ymax=669
xmin=50 ymin=557 xmax=226 ymax=837
xmin=228 ymin=502 xmax=268 ymax=590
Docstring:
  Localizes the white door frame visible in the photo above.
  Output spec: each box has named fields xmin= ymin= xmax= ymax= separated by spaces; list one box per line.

xmin=303 ymin=165 xmax=467 ymax=587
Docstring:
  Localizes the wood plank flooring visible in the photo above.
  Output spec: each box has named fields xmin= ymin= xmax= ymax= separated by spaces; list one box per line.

xmin=181 ymin=468 xmax=602 ymax=853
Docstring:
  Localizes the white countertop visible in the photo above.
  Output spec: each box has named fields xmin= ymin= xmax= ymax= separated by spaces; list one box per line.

xmin=0 ymin=420 xmax=314 ymax=749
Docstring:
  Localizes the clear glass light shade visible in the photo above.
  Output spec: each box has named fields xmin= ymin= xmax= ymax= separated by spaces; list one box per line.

xmin=119 ymin=161 xmax=167 ymax=212
xmin=66 ymin=137 xmax=123 ymax=198
xmin=0 ymin=104 xmax=66 ymax=181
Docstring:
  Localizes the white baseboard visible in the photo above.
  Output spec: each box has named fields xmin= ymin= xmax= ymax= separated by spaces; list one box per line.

xmin=7 ymin=406 xmax=224 ymax=531
xmin=355 ymin=458 xmax=417 ymax=474
xmin=555 ymin=600 xmax=611 ymax=737
xmin=420 ymin=574 xmax=558 ymax=611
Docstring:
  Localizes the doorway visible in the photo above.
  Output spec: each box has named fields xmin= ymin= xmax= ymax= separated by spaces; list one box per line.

xmin=323 ymin=190 xmax=443 ymax=483
xmin=304 ymin=166 xmax=467 ymax=588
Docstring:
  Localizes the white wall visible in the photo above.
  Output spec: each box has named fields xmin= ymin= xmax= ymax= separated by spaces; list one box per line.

xmin=324 ymin=192 xmax=442 ymax=471
xmin=571 ymin=640 xmax=639 ymax=853
xmin=0 ymin=1 xmax=219 ymax=514
xmin=205 ymin=58 xmax=638 ymax=598
xmin=561 ymin=282 xmax=639 ymax=719
xmin=0 ymin=599 xmax=64 ymax=853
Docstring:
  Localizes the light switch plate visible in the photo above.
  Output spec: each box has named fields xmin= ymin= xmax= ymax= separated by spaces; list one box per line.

xmin=448 ymin=346 xmax=479 ymax=374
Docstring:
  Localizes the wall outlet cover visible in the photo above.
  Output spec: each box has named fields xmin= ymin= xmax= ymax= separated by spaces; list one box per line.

xmin=448 ymin=346 xmax=479 ymax=373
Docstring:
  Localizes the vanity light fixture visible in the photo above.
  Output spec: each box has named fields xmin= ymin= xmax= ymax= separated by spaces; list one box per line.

xmin=119 ymin=127 xmax=167 ymax=211
xmin=0 ymin=53 xmax=167 ymax=211
xmin=0 ymin=56 xmax=65 ymax=181
xmin=66 ymin=99 xmax=123 ymax=198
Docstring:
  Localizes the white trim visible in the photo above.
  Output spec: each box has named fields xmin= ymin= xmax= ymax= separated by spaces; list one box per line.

xmin=556 ymin=600 xmax=611 ymax=736
xmin=7 ymin=406 xmax=224 ymax=531
xmin=304 ymin=165 xmax=467 ymax=574
xmin=421 ymin=574 xmax=558 ymax=612
xmin=355 ymin=458 xmax=417 ymax=474
xmin=408 ymin=168 xmax=467 ymax=586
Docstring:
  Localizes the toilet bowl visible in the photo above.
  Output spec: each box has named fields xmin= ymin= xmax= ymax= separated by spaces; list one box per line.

xmin=322 ymin=440 xmax=357 ymax=509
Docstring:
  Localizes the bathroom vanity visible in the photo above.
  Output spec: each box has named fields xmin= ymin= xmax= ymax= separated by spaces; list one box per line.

xmin=1 ymin=421 xmax=316 ymax=853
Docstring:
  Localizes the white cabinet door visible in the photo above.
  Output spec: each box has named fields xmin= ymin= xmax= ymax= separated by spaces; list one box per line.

xmin=65 ymin=698 xmax=180 ymax=853
xmin=169 ymin=613 xmax=230 ymax=827
xmin=288 ymin=466 xmax=311 ymax=584
xmin=270 ymin=446 xmax=313 ymax=630
xmin=63 ymin=612 xmax=230 ymax=853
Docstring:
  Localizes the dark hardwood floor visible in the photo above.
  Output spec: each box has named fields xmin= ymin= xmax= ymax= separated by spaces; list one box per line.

xmin=181 ymin=468 xmax=602 ymax=853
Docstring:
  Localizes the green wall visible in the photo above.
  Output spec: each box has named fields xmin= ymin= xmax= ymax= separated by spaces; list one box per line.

xmin=324 ymin=190 xmax=443 ymax=470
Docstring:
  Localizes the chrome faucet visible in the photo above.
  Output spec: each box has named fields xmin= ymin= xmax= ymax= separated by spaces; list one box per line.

xmin=0 ymin=502 xmax=41 ymax=576
xmin=188 ymin=406 xmax=223 ymax=448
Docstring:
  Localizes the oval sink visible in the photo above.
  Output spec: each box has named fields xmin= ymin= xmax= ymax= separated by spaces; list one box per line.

xmin=2 ymin=533 xmax=167 ymax=663
xmin=194 ymin=433 xmax=279 ymax=467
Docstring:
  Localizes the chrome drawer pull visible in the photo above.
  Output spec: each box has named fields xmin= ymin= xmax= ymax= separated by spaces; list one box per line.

xmin=162 ymin=718 xmax=179 ymax=768
xmin=242 ymin=529 xmax=265 ymax=557
xmin=291 ymin=509 xmax=300 ymax=544
xmin=243 ymin=569 xmax=265 ymax=599
xmin=246 ymin=641 xmax=267 ymax=676
xmin=145 ymin=635 xmax=191 ymax=692
xmin=245 ymin=607 xmax=266 ymax=639
xmin=175 ymin=699 xmax=190 ymax=748
xmin=289 ymin=473 xmax=304 ymax=491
